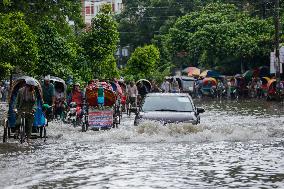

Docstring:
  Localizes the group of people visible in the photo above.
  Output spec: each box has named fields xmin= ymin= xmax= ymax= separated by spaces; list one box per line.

xmin=160 ymin=79 xmax=180 ymax=93
xmin=194 ymin=76 xmax=284 ymax=99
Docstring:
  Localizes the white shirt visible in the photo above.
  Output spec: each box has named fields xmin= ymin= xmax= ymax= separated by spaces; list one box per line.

xmin=127 ymin=85 xmax=138 ymax=97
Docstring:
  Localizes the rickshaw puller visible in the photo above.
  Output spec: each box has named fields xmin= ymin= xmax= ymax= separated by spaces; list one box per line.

xmin=15 ymin=80 xmax=37 ymax=143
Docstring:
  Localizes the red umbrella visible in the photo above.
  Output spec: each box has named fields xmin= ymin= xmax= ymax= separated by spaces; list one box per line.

xmin=182 ymin=67 xmax=200 ymax=77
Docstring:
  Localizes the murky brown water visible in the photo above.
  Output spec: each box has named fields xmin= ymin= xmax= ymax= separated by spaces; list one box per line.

xmin=0 ymin=99 xmax=284 ymax=189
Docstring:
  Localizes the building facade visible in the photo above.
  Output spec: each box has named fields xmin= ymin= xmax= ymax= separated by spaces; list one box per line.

xmin=82 ymin=0 xmax=123 ymax=25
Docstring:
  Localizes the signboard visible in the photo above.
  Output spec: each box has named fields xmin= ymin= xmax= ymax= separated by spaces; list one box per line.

xmin=88 ymin=110 xmax=113 ymax=129
xmin=270 ymin=48 xmax=284 ymax=74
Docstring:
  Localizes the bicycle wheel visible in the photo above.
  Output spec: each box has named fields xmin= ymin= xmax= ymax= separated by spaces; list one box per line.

xmin=126 ymin=103 xmax=130 ymax=116
xmin=19 ymin=117 xmax=25 ymax=144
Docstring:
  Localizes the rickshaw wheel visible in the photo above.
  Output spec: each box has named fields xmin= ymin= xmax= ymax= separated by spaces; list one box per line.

xmin=72 ymin=120 xmax=76 ymax=128
xmin=19 ymin=122 xmax=25 ymax=144
xmin=82 ymin=123 xmax=86 ymax=132
xmin=40 ymin=127 xmax=43 ymax=138
xmin=43 ymin=127 xmax=47 ymax=142
xmin=3 ymin=121 xmax=8 ymax=143
xmin=8 ymin=127 xmax=11 ymax=138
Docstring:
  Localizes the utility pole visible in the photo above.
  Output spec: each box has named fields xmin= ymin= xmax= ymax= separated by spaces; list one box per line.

xmin=274 ymin=0 xmax=281 ymax=97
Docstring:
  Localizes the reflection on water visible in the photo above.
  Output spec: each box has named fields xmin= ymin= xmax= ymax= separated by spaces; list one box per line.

xmin=0 ymin=100 xmax=283 ymax=189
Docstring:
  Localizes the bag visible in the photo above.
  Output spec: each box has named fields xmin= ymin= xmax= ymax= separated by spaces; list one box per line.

xmin=33 ymin=108 xmax=46 ymax=126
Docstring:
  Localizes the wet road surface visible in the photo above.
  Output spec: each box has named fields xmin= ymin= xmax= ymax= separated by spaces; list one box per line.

xmin=0 ymin=99 xmax=284 ymax=188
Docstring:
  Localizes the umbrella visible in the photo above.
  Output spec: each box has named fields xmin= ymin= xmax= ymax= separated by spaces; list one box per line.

xmin=202 ymin=77 xmax=217 ymax=86
xmin=136 ymin=79 xmax=152 ymax=92
xmin=183 ymin=67 xmax=201 ymax=77
xmin=235 ymin=74 xmax=242 ymax=78
xmin=189 ymin=67 xmax=200 ymax=77
xmin=243 ymin=70 xmax=253 ymax=80
xmin=200 ymin=70 xmax=221 ymax=78
xmin=261 ymin=77 xmax=270 ymax=84
xmin=17 ymin=76 xmax=40 ymax=87
xmin=267 ymin=79 xmax=276 ymax=89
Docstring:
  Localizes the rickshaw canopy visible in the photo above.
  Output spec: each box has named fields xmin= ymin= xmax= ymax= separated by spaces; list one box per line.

xmin=202 ymin=77 xmax=217 ymax=86
xmin=267 ymin=79 xmax=276 ymax=89
xmin=50 ymin=76 xmax=67 ymax=91
xmin=136 ymin=79 xmax=152 ymax=92
xmin=200 ymin=70 xmax=221 ymax=78
xmin=261 ymin=77 xmax=270 ymax=84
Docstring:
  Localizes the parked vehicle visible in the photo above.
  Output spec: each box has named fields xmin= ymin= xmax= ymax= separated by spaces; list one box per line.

xmin=166 ymin=76 xmax=196 ymax=94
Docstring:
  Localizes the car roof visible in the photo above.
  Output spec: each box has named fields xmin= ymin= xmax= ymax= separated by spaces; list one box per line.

xmin=146 ymin=93 xmax=191 ymax=97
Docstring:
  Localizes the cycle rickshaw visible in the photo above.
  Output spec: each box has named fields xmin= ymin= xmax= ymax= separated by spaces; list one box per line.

xmin=3 ymin=76 xmax=48 ymax=143
xmin=84 ymin=82 xmax=120 ymax=131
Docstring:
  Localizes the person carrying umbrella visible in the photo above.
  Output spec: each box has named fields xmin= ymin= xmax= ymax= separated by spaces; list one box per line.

xmin=15 ymin=79 xmax=37 ymax=143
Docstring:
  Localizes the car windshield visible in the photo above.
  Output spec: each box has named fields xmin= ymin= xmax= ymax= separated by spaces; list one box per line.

xmin=142 ymin=96 xmax=194 ymax=112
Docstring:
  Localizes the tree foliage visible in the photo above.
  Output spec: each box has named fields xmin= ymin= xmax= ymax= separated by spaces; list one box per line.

xmin=168 ymin=3 xmax=274 ymax=72
xmin=0 ymin=12 xmax=38 ymax=79
xmin=34 ymin=20 xmax=76 ymax=79
xmin=126 ymin=45 xmax=160 ymax=80
xmin=81 ymin=4 xmax=119 ymax=79
xmin=0 ymin=0 xmax=84 ymax=34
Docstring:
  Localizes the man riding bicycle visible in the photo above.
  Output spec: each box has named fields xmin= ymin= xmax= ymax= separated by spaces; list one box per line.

xmin=15 ymin=80 xmax=37 ymax=143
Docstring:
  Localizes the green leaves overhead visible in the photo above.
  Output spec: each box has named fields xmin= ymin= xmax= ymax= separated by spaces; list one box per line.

xmin=81 ymin=4 xmax=119 ymax=79
xmin=126 ymin=45 xmax=160 ymax=80
xmin=0 ymin=12 xmax=38 ymax=79
xmin=0 ymin=0 xmax=84 ymax=34
xmin=35 ymin=20 xmax=75 ymax=78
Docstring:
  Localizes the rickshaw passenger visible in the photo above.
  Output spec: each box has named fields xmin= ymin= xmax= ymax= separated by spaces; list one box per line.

xmin=42 ymin=75 xmax=55 ymax=120
xmin=115 ymin=79 xmax=123 ymax=97
xmin=54 ymin=86 xmax=65 ymax=118
xmin=42 ymin=75 xmax=55 ymax=106
xmin=69 ymin=83 xmax=83 ymax=107
xmin=15 ymin=81 xmax=37 ymax=143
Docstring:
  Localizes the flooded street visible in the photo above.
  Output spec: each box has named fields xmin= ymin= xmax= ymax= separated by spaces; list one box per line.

xmin=0 ymin=99 xmax=284 ymax=189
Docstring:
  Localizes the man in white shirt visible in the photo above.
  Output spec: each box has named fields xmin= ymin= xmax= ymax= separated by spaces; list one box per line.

xmin=127 ymin=81 xmax=138 ymax=106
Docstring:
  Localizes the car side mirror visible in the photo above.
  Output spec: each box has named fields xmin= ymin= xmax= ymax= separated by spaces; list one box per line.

xmin=197 ymin=107 xmax=205 ymax=114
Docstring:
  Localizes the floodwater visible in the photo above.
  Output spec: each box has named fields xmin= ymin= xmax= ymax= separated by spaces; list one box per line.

xmin=0 ymin=99 xmax=284 ymax=189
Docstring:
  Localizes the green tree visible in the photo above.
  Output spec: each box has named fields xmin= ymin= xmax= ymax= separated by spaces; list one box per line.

xmin=0 ymin=0 xmax=84 ymax=35
xmin=34 ymin=20 xmax=75 ymax=78
xmin=168 ymin=3 xmax=273 ymax=73
xmin=0 ymin=12 xmax=38 ymax=79
xmin=125 ymin=45 xmax=160 ymax=80
xmin=81 ymin=4 xmax=119 ymax=79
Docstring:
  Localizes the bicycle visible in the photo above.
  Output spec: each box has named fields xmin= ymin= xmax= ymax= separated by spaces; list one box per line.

xmin=18 ymin=112 xmax=34 ymax=144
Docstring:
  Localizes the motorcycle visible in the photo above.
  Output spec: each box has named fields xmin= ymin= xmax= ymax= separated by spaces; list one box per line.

xmin=65 ymin=102 xmax=82 ymax=127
